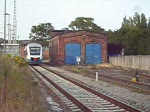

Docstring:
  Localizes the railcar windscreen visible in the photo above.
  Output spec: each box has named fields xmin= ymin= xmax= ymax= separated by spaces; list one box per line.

xmin=29 ymin=47 xmax=41 ymax=55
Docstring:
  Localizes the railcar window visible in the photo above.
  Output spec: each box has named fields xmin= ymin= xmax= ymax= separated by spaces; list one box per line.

xmin=30 ymin=47 xmax=41 ymax=55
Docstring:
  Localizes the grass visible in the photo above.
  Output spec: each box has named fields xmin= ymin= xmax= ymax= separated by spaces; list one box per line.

xmin=71 ymin=67 xmax=87 ymax=74
xmin=130 ymin=88 xmax=144 ymax=94
xmin=0 ymin=54 xmax=46 ymax=112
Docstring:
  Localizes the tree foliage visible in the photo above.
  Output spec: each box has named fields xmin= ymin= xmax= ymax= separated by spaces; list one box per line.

xmin=107 ymin=12 xmax=150 ymax=55
xmin=28 ymin=13 xmax=150 ymax=55
xmin=29 ymin=23 xmax=54 ymax=49
xmin=69 ymin=17 xmax=104 ymax=32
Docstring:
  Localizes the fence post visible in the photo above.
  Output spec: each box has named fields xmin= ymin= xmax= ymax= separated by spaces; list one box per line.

xmin=96 ymin=72 xmax=98 ymax=81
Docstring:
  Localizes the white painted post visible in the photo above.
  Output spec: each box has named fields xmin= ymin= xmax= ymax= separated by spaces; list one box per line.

xmin=76 ymin=56 xmax=81 ymax=67
xmin=96 ymin=72 xmax=98 ymax=81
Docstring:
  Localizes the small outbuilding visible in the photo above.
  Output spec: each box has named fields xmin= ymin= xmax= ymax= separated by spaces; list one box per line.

xmin=49 ymin=30 xmax=108 ymax=65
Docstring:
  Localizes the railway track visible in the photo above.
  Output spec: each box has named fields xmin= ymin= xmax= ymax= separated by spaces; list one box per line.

xmin=96 ymin=73 xmax=150 ymax=93
xmin=69 ymin=67 xmax=150 ymax=94
xmin=97 ymin=69 xmax=150 ymax=84
xmin=99 ymin=67 xmax=150 ymax=83
xmin=29 ymin=65 xmax=141 ymax=112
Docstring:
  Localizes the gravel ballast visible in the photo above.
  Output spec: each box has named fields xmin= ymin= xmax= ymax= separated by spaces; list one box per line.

xmin=45 ymin=66 xmax=150 ymax=112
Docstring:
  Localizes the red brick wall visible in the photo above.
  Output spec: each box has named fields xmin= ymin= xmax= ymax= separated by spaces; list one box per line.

xmin=49 ymin=31 xmax=108 ymax=65
xmin=43 ymin=50 xmax=49 ymax=59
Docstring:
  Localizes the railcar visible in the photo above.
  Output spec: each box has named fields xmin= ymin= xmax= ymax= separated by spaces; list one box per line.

xmin=24 ymin=42 xmax=43 ymax=64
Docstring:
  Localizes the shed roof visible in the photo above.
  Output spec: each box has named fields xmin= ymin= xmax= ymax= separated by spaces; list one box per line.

xmin=51 ymin=30 xmax=107 ymax=39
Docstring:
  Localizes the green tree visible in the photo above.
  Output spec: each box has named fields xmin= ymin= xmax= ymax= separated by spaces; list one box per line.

xmin=121 ymin=12 xmax=149 ymax=55
xmin=29 ymin=23 xmax=54 ymax=50
xmin=140 ymin=13 xmax=147 ymax=29
xmin=107 ymin=12 xmax=150 ymax=55
xmin=148 ymin=17 xmax=150 ymax=28
xmin=122 ymin=12 xmax=147 ymax=29
xmin=69 ymin=17 xmax=104 ymax=32
xmin=61 ymin=27 xmax=69 ymax=30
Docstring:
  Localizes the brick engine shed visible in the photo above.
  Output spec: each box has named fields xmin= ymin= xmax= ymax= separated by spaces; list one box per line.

xmin=49 ymin=31 xmax=108 ymax=65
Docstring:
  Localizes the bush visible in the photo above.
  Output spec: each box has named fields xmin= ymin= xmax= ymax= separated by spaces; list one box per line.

xmin=0 ymin=55 xmax=45 ymax=112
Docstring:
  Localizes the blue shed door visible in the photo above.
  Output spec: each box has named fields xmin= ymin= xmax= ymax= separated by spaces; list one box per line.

xmin=65 ymin=43 xmax=81 ymax=64
xmin=86 ymin=44 xmax=102 ymax=64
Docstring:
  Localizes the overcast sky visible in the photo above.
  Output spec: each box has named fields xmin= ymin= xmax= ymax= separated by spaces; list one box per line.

xmin=0 ymin=0 xmax=150 ymax=40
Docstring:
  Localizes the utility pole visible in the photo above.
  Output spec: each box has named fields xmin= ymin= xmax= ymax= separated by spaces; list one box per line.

xmin=2 ymin=0 xmax=8 ymax=104
xmin=12 ymin=0 xmax=17 ymax=44
xmin=7 ymin=14 xmax=11 ymax=43
xmin=3 ymin=0 xmax=7 ymax=54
